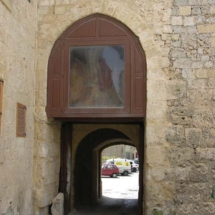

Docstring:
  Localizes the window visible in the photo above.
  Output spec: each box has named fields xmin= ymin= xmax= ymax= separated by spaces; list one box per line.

xmin=69 ymin=45 xmax=125 ymax=108
xmin=16 ymin=103 xmax=26 ymax=137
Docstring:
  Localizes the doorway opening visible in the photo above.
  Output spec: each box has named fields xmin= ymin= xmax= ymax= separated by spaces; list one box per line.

xmin=60 ymin=124 xmax=144 ymax=215
xmin=101 ymin=144 xmax=139 ymax=214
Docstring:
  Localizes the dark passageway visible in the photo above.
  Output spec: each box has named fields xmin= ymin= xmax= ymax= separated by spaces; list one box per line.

xmin=74 ymin=128 xmax=131 ymax=206
xmin=72 ymin=128 xmax=140 ymax=215
xmin=68 ymin=197 xmax=138 ymax=215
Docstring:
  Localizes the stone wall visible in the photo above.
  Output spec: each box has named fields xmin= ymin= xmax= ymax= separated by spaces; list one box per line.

xmin=165 ymin=0 xmax=215 ymax=214
xmin=35 ymin=0 xmax=215 ymax=215
xmin=0 ymin=1 xmax=37 ymax=214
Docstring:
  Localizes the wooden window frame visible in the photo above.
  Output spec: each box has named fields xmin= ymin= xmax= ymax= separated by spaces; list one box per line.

xmin=16 ymin=103 xmax=27 ymax=137
xmin=46 ymin=14 xmax=146 ymax=121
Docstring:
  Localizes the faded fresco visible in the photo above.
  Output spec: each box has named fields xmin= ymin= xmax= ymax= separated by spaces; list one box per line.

xmin=69 ymin=45 xmax=125 ymax=108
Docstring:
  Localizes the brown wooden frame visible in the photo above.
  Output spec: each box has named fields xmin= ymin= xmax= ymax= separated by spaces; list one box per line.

xmin=63 ymin=40 xmax=130 ymax=114
xmin=47 ymin=14 xmax=146 ymax=121
xmin=16 ymin=103 xmax=27 ymax=137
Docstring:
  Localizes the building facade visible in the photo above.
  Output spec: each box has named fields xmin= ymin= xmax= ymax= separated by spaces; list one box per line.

xmin=0 ymin=0 xmax=215 ymax=215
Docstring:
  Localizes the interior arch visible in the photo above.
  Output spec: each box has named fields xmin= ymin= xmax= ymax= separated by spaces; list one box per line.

xmin=74 ymin=128 xmax=131 ymax=206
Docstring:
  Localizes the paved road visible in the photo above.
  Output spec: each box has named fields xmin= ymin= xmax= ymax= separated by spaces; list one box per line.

xmin=69 ymin=172 xmax=139 ymax=215
xmin=102 ymin=172 xmax=139 ymax=199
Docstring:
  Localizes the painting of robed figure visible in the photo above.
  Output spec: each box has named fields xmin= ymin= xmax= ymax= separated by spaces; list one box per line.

xmin=69 ymin=45 xmax=125 ymax=108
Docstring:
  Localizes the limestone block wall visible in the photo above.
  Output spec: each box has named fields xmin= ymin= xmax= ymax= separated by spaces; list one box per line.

xmin=165 ymin=1 xmax=215 ymax=214
xmin=36 ymin=0 xmax=215 ymax=215
xmin=0 ymin=1 xmax=37 ymax=214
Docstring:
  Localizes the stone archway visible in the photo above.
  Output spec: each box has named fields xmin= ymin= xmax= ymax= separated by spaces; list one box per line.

xmin=93 ymin=138 xmax=136 ymax=199
xmin=59 ymin=123 xmax=144 ymax=215
xmin=74 ymin=128 xmax=131 ymax=206
xmin=43 ymin=11 xmax=147 ymax=215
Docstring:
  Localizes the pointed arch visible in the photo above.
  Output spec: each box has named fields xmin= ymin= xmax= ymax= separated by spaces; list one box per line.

xmin=47 ymin=13 xmax=146 ymax=121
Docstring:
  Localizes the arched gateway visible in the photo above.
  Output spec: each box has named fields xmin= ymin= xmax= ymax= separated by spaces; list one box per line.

xmin=47 ymin=14 xmax=146 ymax=215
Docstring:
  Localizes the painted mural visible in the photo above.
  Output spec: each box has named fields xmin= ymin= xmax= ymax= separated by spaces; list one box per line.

xmin=69 ymin=45 xmax=125 ymax=108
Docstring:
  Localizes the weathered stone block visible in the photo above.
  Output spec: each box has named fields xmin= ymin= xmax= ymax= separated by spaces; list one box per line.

xmin=169 ymin=148 xmax=194 ymax=167
xmin=38 ymin=6 xmax=50 ymax=15
xmin=182 ymin=68 xmax=196 ymax=79
xmin=166 ymin=126 xmax=185 ymax=146
xmin=208 ymin=78 xmax=215 ymax=89
xmin=172 ymin=16 xmax=183 ymax=25
xmin=204 ymin=61 xmax=213 ymax=68
xmin=196 ymin=69 xmax=208 ymax=78
xmin=211 ymin=6 xmax=215 ymax=13
xmin=197 ymin=24 xmax=215 ymax=33
xmin=147 ymin=80 xmax=167 ymax=101
xmin=196 ymin=148 xmax=215 ymax=161
xmin=210 ymin=37 xmax=215 ymax=46
xmin=191 ymin=61 xmax=203 ymax=68
xmin=172 ymin=34 xmax=180 ymax=41
xmin=173 ymin=58 xmax=192 ymax=68
xmin=184 ymin=16 xmax=195 ymax=26
xmin=54 ymin=6 xmax=66 ymax=14
xmin=188 ymin=88 xmax=213 ymax=101
xmin=167 ymin=80 xmax=187 ymax=100
xmin=147 ymin=147 xmax=166 ymax=165
xmin=51 ymin=193 xmax=64 ymax=215
xmin=192 ymin=6 xmax=202 ymax=15
xmin=39 ymin=0 xmax=52 ymax=6
xmin=147 ymin=101 xmax=167 ymax=120
xmin=175 ymin=167 xmax=190 ymax=181
xmin=171 ymin=48 xmax=186 ymax=58
xmin=146 ymin=126 xmax=160 ymax=145
xmin=193 ymin=111 xmax=215 ymax=128
xmin=208 ymin=68 xmax=215 ymax=77
xmin=179 ymin=6 xmax=191 ymax=15
xmin=149 ymin=167 xmax=165 ymax=181
xmin=174 ymin=0 xmax=188 ymax=6
xmin=201 ymin=55 xmax=210 ymax=61
xmin=202 ymin=128 xmax=215 ymax=148
xmin=163 ymin=25 xmax=172 ymax=33
xmin=189 ymin=164 xmax=209 ymax=182
xmin=175 ymin=182 xmax=212 ymax=205
xmin=168 ymin=105 xmax=194 ymax=119
xmin=188 ymin=79 xmax=206 ymax=89
xmin=185 ymin=128 xmax=202 ymax=149
xmin=188 ymin=0 xmax=199 ymax=5
xmin=56 ymin=0 xmax=69 ymax=5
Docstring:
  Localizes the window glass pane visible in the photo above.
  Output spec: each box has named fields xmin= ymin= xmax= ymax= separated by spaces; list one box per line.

xmin=69 ymin=45 xmax=125 ymax=108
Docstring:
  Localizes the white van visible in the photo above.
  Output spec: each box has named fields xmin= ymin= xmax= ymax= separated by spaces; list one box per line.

xmin=105 ymin=158 xmax=131 ymax=176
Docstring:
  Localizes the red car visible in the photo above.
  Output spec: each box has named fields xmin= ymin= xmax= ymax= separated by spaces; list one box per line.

xmin=101 ymin=164 xmax=119 ymax=178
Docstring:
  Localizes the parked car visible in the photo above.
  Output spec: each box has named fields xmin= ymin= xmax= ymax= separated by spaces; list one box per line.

xmin=128 ymin=160 xmax=139 ymax=172
xmin=105 ymin=158 xmax=131 ymax=176
xmin=134 ymin=158 xmax=139 ymax=164
xmin=101 ymin=164 xmax=119 ymax=178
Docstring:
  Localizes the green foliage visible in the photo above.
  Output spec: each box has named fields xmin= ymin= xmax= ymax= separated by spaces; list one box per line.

xmin=152 ymin=209 xmax=163 ymax=215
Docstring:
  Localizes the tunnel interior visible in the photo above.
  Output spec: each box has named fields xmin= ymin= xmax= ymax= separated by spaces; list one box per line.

xmin=74 ymin=128 xmax=132 ymax=206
